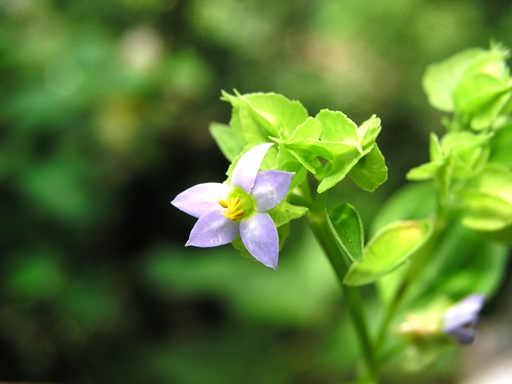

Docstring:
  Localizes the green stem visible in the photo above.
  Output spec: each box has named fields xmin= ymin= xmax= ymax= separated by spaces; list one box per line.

xmin=307 ymin=204 xmax=378 ymax=381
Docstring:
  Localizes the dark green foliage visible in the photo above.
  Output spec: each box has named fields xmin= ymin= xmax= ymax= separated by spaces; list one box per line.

xmin=1 ymin=1 xmax=511 ymax=383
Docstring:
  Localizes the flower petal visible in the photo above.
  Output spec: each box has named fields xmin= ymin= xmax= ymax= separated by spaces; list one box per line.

xmin=240 ymin=212 xmax=279 ymax=269
xmin=443 ymin=294 xmax=485 ymax=332
xmin=186 ymin=208 xmax=239 ymax=247
xmin=252 ymin=170 xmax=294 ymax=211
xmin=232 ymin=143 xmax=273 ymax=193
xmin=443 ymin=294 xmax=485 ymax=345
xmin=171 ymin=182 xmax=231 ymax=218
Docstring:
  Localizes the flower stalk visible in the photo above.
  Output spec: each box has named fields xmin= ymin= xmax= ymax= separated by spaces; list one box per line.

xmin=307 ymin=191 xmax=378 ymax=381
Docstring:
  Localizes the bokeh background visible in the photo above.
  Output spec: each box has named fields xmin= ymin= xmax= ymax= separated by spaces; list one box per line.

xmin=1 ymin=0 xmax=512 ymax=383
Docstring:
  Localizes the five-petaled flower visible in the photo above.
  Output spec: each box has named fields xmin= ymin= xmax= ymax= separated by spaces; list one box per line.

xmin=443 ymin=294 xmax=485 ymax=345
xmin=171 ymin=143 xmax=294 ymax=269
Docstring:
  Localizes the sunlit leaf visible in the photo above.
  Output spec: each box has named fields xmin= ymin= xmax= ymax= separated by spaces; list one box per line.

xmin=344 ymin=220 xmax=432 ymax=286
xmin=453 ymin=73 xmax=511 ymax=114
xmin=221 ymin=91 xmax=309 ymax=142
xmin=422 ymin=48 xmax=485 ymax=111
xmin=316 ymin=109 xmax=359 ymax=147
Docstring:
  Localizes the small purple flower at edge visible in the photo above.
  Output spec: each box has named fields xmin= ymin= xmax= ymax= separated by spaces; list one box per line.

xmin=171 ymin=143 xmax=294 ymax=270
xmin=443 ymin=294 xmax=485 ymax=345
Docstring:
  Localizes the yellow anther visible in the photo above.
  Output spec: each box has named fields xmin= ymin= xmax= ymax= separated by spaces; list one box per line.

xmin=219 ymin=197 xmax=245 ymax=221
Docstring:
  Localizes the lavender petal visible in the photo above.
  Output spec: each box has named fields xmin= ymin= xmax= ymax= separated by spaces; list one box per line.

xmin=232 ymin=143 xmax=273 ymax=193
xmin=443 ymin=294 xmax=485 ymax=345
xmin=240 ymin=212 xmax=279 ymax=269
xmin=186 ymin=208 xmax=239 ymax=247
xmin=171 ymin=182 xmax=231 ymax=218
xmin=252 ymin=170 xmax=294 ymax=211
xmin=443 ymin=294 xmax=485 ymax=333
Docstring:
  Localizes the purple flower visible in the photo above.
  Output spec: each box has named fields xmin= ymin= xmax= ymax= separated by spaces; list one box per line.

xmin=443 ymin=294 xmax=485 ymax=345
xmin=171 ymin=143 xmax=294 ymax=269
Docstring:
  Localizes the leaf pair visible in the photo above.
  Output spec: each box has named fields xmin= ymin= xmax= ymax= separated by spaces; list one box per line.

xmin=406 ymin=131 xmax=491 ymax=202
xmin=371 ymin=182 xmax=508 ymax=308
xmin=423 ymin=44 xmax=512 ymax=131
xmin=459 ymin=164 xmax=512 ymax=244
xmin=275 ymin=110 xmax=387 ymax=193
xmin=211 ymin=91 xmax=387 ymax=194
xmin=325 ymin=202 xmax=432 ymax=286
xmin=210 ymin=91 xmax=309 ymax=163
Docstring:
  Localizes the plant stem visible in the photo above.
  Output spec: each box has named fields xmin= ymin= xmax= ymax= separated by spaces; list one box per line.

xmin=307 ymin=206 xmax=378 ymax=381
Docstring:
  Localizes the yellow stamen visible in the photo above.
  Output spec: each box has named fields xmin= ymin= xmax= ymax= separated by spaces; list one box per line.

xmin=219 ymin=197 xmax=244 ymax=221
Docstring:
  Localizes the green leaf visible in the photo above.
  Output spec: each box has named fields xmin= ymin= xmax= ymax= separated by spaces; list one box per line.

xmin=326 ymin=203 xmax=364 ymax=262
xmin=422 ymin=45 xmax=509 ymax=112
xmin=422 ymin=48 xmax=485 ymax=112
xmin=458 ymin=164 xmax=512 ymax=242
xmin=275 ymin=117 xmax=323 ymax=174
xmin=221 ymin=90 xmax=248 ymax=139
xmin=316 ymin=109 xmax=360 ymax=148
xmin=470 ymin=221 xmax=512 ymax=245
xmin=370 ymin=182 xmax=437 ymax=236
xmin=453 ymin=73 xmax=511 ymax=114
xmin=221 ymin=91 xmax=309 ymax=143
xmin=469 ymin=92 xmax=511 ymax=131
xmin=464 ymin=43 xmax=510 ymax=79
xmin=460 ymin=191 xmax=512 ymax=231
xmin=344 ymin=220 xmax=432 ymax=286
xmin=405 ymin=134 xmax=449 ymax=182
xmin=286 ymin=116 xmax=323 ymax=141
xmin=242 ymin=92 xmax=309 ymax=138
xmin=461 ymin=163 xmax=512 ymax=201
xmin=274 ymin=110 xmax=383 ymax=193
xmin=373 ymin=180 xmax=509 ymax=307
xmin=276 ymin=110 xmax=383 ymax=193
xmin=317 ymin=145 xmax=369 ymax=194
xmin=441 ymin=131 xmax=490 ymax=157
xmin=429 ymin=133 xmax=443 ymax=162
xmin=222 ymin=91 xmax=274 ymax=144
xmin=434 ymin=157 xmax=454 ymax=205
xmin=275 ymin=147 xmax=308 ymax=191
xmin=453 ymin=72 xmax=512 ymax=130
xmin=348 ymin=144 xmax=388 ymax=192
xmin=209 ymin=122 xmax=245 ymax=162
xmin=406 ymin=161 xmax=444 ymax=181
xmin=441 ymin=131 xmax=491 ymax=179
xmin=268 ymin=201 xmax=308 ymax=228
xmin=320 ymin=116 xmax=383 ymax=193
xmin=356 ymin=115 xmax=382 ymax=149
xmin=384 ymin=221 xmax=510 ymax=307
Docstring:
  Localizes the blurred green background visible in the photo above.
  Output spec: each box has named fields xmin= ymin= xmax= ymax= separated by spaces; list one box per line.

xmin=1 ymin=0 xmax=511 ymax=383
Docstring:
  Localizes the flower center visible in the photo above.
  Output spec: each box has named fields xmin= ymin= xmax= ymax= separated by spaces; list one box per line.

xmin=218 ymin=187 xmax=256 ymax=221
xmin=219 ymin=197 xmax=245 ymax=221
